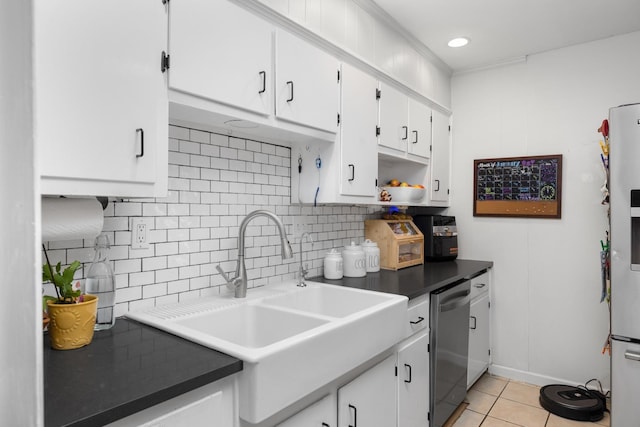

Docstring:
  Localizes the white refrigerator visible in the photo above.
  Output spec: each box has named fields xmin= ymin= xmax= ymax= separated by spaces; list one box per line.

xmin=609 ymin=103 xmax=640 ymax=426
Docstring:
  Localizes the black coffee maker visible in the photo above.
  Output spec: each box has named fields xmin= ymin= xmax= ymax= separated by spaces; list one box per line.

xmin=412 ymin=215 xmax=458 ymax=261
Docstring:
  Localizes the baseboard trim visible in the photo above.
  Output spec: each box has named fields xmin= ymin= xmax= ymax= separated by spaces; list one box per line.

xmin=488 ymin=364 xmax=610 ymax=393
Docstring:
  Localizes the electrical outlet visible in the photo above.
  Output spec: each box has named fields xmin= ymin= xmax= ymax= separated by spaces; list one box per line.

xmin=292 ymin=216 xmax=311 ymax=238
xmin=131 ymin=217 xmax=150 ymax=249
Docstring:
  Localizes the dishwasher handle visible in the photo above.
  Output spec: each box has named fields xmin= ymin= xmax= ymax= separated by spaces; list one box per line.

xmin=439 ymin=290 xmax=471 ymax=313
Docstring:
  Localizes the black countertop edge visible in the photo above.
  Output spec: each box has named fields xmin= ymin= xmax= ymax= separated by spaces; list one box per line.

xmin=44 ymin=318 xmax=243 ymax=427
xmin=70 ymin=362 xmax=243 ymax=427
xmin=311 ymin=259 xmax=493 ymax=300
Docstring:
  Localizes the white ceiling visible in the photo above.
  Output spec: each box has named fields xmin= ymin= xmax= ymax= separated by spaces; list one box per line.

xmin=372 ymin=0 xmax=640 ymax=72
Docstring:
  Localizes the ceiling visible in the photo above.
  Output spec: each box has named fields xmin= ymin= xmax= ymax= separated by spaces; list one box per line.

xmin=372 ymin=0 xmax=640 ymax=72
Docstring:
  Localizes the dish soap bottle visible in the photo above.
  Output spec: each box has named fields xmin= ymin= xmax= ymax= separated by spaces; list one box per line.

xmin=85 ymin=233 xmax=116 ymax=330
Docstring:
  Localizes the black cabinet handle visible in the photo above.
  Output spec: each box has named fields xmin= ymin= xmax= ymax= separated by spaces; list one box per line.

xmin=474 ymin=283 xmax=486 ymax=288
xmin=259 ymin=71 xmax=266 ymax=94
xmin=348 ymin=404 xmax=357 ymax=427
xmin=404 ymin=363 xmax=412 ymax=383
xmin=412 ymin=130 xmax=418 ymax=144
xmin=402 ymin=126 xmax=408 ymax=140
xmin=322 ymin=424 xmax=330 ymax=427
xmin=348 ymin=164 xmax=355 ymax=181
xmin=286 ymin=81 xmax=294 ymax=102
xmin=434 ymin=179 xmax=440 ymax=191
xmin=410 ymin=316 xmax=424 ymax=325
xmin=136 ymin=128 xmax=144 ymax=158
xmin=470 ymin=315 xmax=477 ymax=330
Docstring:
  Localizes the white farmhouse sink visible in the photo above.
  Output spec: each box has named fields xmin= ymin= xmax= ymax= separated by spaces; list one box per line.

xmin=126 ymin=280 xmax=408 ymax=423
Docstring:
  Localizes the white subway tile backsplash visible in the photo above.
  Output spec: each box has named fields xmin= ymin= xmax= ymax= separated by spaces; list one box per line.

xmin=189 ymin=129 xmax=210 ymax=144
xmin=130 ymin=271 xmax=155 ymax=287
xmin=169 ymin=125 xmax=189 ymax=139
xmin=155 ymin=268 xmax=179 ymax=283
xmin=169 ymin=151 xmax=190 ymax=166
xmin=201 ymin=144 xmax=220 ymax=158
xmin=114 ymin=259 xmax=141 ymax=275
xmin=116 ymin=285 xmax=142 ymax=303
xmin=44 ymin=125 xmax=376 ymax=315
xmin=142 ymin=256 xmax=167 ymax=272
xmin=143 ymin=282 xmax=167 ymax=299
xmin=156 ymin=242 xmax=178 ymax=257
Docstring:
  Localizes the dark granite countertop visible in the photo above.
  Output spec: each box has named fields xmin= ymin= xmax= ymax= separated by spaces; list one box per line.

xmin=313 ymin=259 xmax=493 ymax=300
xmin=44 ymin=318 xmax=242 ymax=427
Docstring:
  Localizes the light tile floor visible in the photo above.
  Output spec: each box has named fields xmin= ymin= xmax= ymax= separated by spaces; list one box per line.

xmin=449 ymin=373 xmax=610 ymax=427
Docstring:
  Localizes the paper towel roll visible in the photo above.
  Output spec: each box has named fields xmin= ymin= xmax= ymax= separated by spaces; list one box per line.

xmin=42 ymin=197 xmax=104 ymax=242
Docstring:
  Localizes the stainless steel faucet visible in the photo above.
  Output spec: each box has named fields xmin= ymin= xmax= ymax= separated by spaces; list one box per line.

xmin=216 ymin=210 xmax=293 ymax=298
xmin=297 ymin=232 xmax=313 ymax=287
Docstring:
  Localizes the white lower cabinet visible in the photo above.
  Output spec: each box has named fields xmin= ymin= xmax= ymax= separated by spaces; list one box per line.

xmin=397 ymin=331 xmax=430 ymax=427
xmin=467 ymin=271 xmax=491 ymax=389
xmin=105 ymin=375 xmax=238 ymax=427
xmin=276 ymin=394 xmax=335 ymax=427
xmin=338 ymin=354 xmax=397 ymax=427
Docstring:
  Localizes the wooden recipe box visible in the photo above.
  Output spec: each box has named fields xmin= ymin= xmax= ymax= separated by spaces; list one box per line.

xmin=365 ymin=219 xmax=424 ymax=270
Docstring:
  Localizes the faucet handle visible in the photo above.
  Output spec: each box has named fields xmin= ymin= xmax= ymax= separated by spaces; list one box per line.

xmin=216 ymin=264 xmax=239 ymax=292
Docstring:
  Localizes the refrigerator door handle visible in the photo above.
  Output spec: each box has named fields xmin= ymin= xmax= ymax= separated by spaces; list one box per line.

xmin=624 ymin=350 xmax=640 ymax=361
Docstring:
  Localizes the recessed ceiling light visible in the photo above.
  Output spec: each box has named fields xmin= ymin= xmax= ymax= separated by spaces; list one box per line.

xmin=448 ymin=37 xmax=470 ymax=48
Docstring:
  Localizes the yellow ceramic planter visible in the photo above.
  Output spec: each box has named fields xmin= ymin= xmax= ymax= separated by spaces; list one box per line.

xmin=47 ymin=294 xmax=98 ymax=350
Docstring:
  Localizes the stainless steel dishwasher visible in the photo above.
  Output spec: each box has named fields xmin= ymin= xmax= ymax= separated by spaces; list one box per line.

xmin=430 ymin=279 xmax=471 ymax=427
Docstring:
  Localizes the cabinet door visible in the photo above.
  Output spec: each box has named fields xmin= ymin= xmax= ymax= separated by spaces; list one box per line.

xmin=275 ymin=29 xmax=340 ymax=133
xmin=407 ymin=99 xmax=432 ymax=160
xmin=397 ymin=331 xmax=429 ymax=427
xmin=468 ymin=293 xmax=490 ymax=389
xmin=169 ymin=0 xmax=272 ymax=116
xmin=35 ymin=0 xmax=168 ymax=197
xmin=378 ymin=83 xmax=409 ymax=154
xmin=339 ymin=63 xmax=378 ymax=197
xmin=105 ymin=376 xmax=238 ymax=427
xmin=277 ymin=394 xmax=335 ymax=427
xmin=429 ymin=110 xmax=451 ymax=204
xmin=338 ymin=354 xmax=396 ymax=427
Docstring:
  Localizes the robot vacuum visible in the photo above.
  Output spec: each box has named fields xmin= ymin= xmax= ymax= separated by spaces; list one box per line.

xmin=539 ymin=384 xmax=606 ymax=422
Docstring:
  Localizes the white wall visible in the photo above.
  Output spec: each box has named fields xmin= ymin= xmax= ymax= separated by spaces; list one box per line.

xmin=451 ymin=31 xmax=640 ymax=387
xmin=0 ymin=0 xmax=42 ymax=425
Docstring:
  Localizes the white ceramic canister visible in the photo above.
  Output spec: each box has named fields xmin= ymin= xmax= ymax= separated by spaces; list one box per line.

xmin=323 ymin=248 xmax=344 ymax=280
xmin=361 ymin=239 xmax=380 ymax=273
xmin=342 ymin=241 xmax=367 ymax=277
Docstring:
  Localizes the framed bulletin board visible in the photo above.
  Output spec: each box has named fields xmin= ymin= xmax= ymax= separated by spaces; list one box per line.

xmin=473 ymin=154 xmax=562 ymax=218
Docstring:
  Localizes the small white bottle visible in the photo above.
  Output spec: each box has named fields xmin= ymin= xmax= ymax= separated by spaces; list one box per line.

xmin=323 ymin=249 xmax=343 ymax=280
xmin=85 ymin=233 xmax=116 ymax=330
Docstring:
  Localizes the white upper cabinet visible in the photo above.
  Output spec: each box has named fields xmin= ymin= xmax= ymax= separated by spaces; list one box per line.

xmin=35 ymin=0 xmax=168 ymax=198
xmin=275 ymin=29 xmax=340 ymax=133
xmin=169 ymin=0 xmax=272 ymax=116
xmin=290 ymin=62 xmax=377 ymax=204
xmin=378 ymin=83 xmax=409 ymax=154
xmin=339 ymin=63 xmax=378 ymax=198
xmin=407 ymin=98 xmax=432 ymax=160
xmin=429 ymin=110 xmax=452 ymax=205
xmin=377 ymin=84 xmax=432 ymax=163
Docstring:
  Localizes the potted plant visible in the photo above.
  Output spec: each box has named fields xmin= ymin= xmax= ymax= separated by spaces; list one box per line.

xmin=42 ymin=247 xmax=98 ymax=350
